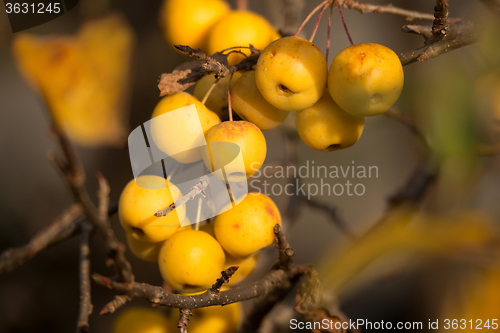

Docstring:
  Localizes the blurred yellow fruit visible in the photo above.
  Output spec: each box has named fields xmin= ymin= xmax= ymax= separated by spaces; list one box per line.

xmin=12 ymin=15 xmax=134 ymax=147
xmin=231 ymin=71 xmax=289 ymax=130
xmin=207 ymin=11 xmax=280 ymax=65
xmin=193 ymin=72 xmax=243 ymax=119
xmin=214 ymin=193 xmax=281 ymax=258
xmin=151 ymin=92 xmax=220 ymax=164
xmin=158 ymin=229 xmax=225 ymax=292
xmin=296 ymin=89 xmax=364 ymax=151
xmin=160 ymin=0 xmax=230 ymax=50
xmin=168 ymin=297 xmax=242 ymax=333
xmin=328 ymin=43 xmax=404 ymax=117
xmin=112 ymin=307 xmax=171 ymax=333
xmin=119 ymin=175 xmax=185 ymax=243
xmin=224 ymin=253 xmax=258 ymax=285
xmin=255 ymin=36 xmax=327 ymax=111
xmin=202 ymin=121 xmax=267 ymax=182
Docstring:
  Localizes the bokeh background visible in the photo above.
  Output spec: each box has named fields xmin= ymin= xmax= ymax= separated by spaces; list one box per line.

xmin=1 ymin=0 xmax=499 ymax=332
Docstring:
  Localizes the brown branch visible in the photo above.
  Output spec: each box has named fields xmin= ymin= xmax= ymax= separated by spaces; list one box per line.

xmin=341 ymin=0 xmax=456 ymax=22
xmin=0 ymin=204 xmax=82 ymax=275
xmin=100 ymin=295 xmax=130 ymax=315
xmin=432 ymin=0 xmax=449 ymax=38
xmin=77 ymin=222 xmax=93 ymax=333
xmin=50 ymin=125 xmax=134 ymax=284
xmin=211 ymin=266 xmax=239 ymax=294
xmin=274 ymin=224 xmax=294 ymax=268
xmin=155 ymin=175 xmax=211 ymax=217
xmin=295 ymin=269 xmax=351 ymax=333
xmin=399 ymin=22 xmax=476 ymax=66
xmin=93 ymin=226 xmax=308 ymax=317
xmin=178 ymin=309 xmax=193 ymax=333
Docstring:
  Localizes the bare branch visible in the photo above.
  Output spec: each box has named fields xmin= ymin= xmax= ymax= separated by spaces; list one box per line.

xmin=50 ymin=125 xmax=134 ymax=284
xmin=0 ymin=204 xmax=82 ymax=275
xmin=341 ymin=0 xmax=455 ymax=22
xmin=77 ymin=223 xmax=93 ymax=333
xmin=210 ymin=266 xmax=239 ymax=294
xmin=432 ymin=0 xmax=450 ymax=39
xmin=99 ymin=295 xmax=130 ymax=315
xmin=155 ymin=175 xmax=211 ymax=217
xmin=399 ymin=22 xmax=476 ymax=66
xmin=178 ymin=309 xmax=193 ymax=333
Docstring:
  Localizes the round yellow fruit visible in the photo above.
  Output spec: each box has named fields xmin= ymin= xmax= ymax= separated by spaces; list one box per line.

xmin=214 ymin=193 xmax=281 ymax=258
xmin=119 ymin=175 xmax=185 ymax=243
xmin=112 ymin=307 xmax=171 ymax=333
xmin=296 ymin=89 xmax=365 ymax=151
xmin=328 ymin=43 xmax=404 ymax=117
xmin=207 ymin=11 xmax=280 ymax=65
xmin=160 ymin=0 xmax=230 ymax=51
xmin=193 ymin=72 xmax=243 ymax=119
xmin=224 ymin=253 xmax=258 ymax=286
xmin=255 ymin=36 xmax=327 ymax=111
xmin=126 ymin=234 xmax=163 ymax=263
xmin=151 ymin=92 xmax=220 ymax=163
xmin=231 ymin=71 xmax=289 ymax=130
xmin=202 ymin=121 xmax=267 ymax=182
xmin=158 ymin=229 xmax=225 ymax=292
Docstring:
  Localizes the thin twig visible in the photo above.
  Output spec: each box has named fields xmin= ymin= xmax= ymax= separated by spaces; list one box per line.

xmin=99 ymin=295 xmax=130 ymax=315
xmin=228 ymin=73 xmax=234 ymax=121
xmin=326 ymin=3 xmax=334 ymax=64
xmin=155 ymin=175 xmax=211 ymax=217
xmin=178 ymin=309 xmax=193 ymax=333
xmin=77 ymin=222 xmax=93 ymax=333
xmin=341 ymin=0 xmax=455 ymax=22
xmin=0 ymin=204 xmax=82 ymax=274
xmin=432 ymin=0 xmax=450 ymax=39
xmin=50 ymin=125 xmax=134 ymax=284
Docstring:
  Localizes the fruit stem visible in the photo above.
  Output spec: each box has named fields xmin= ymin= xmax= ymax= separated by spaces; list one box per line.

xmin=309 ymin=3 xmax=328 ymax=43
xmin=295 ymin=0 xmax=332 ymax=37
xmin=201 ymin=81 xmax=217 ymax=105
xmin=237 ymin=0 xmax=247 ymax=11
xmin=326 ymin=2 xmax=334 ymax=63
xmin=336 ymin=1 xmax=354 ymax=46
xmin=195 ymin=197 xmax=202 ymax=231
xmin=228 ymin=73 xmax=234 ymax=122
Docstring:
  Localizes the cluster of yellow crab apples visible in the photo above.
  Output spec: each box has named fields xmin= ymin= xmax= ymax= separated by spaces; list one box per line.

xmin=115 ymin=0 xmax=405 ymax=331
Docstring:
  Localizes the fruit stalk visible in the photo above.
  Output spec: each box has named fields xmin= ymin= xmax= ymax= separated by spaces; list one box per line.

xmin=336 ymin=1 xmax=354 ymax=45
xmin=155 ymin=175 xmax=211 ymax=217
xmin=295 ymin=0 xmax=332 ymax=37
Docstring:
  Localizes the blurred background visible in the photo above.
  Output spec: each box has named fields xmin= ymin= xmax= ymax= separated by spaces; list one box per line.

xmin=1 ymin=0 xmax=500 ymax=332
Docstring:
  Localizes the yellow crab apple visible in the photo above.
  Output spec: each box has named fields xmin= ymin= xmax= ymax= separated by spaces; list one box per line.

xmin=328 ymin=43 xmax=404 ymax=117
xmin=193 ymin=72 xmax=243 ymax=119
xmin=207 ymin=11 xmax=280 ymax=65
xmin=112 ymin=307 xmax=171 ymax=333
xmin=214 ymin=193 xmax=281 ymax=258
xmin=296 ymin=89 xmax=365 ymax=151
xmin=255 ymin=36 xmax=327 ymax=111
xmin=119 ymin=175 xmax=185 ymax=243
xmin=202 ymin=121 xmax=267 ymax=182
xmin=231 ymin=71 xmax=289 ymax=130
xmin=160 ymin=0 xmax=230 ymax=50
xmin=126 ymin=235 xmax=163 ymax=263
xmin=151 ymin=92 xmax=220 ymax=163
xmin=158 ymin=229 xmax=225 ymax=292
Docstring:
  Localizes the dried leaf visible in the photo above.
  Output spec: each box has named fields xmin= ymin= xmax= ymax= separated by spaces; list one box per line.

xmin=12 ymin=14 xmax=134 ymax=147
